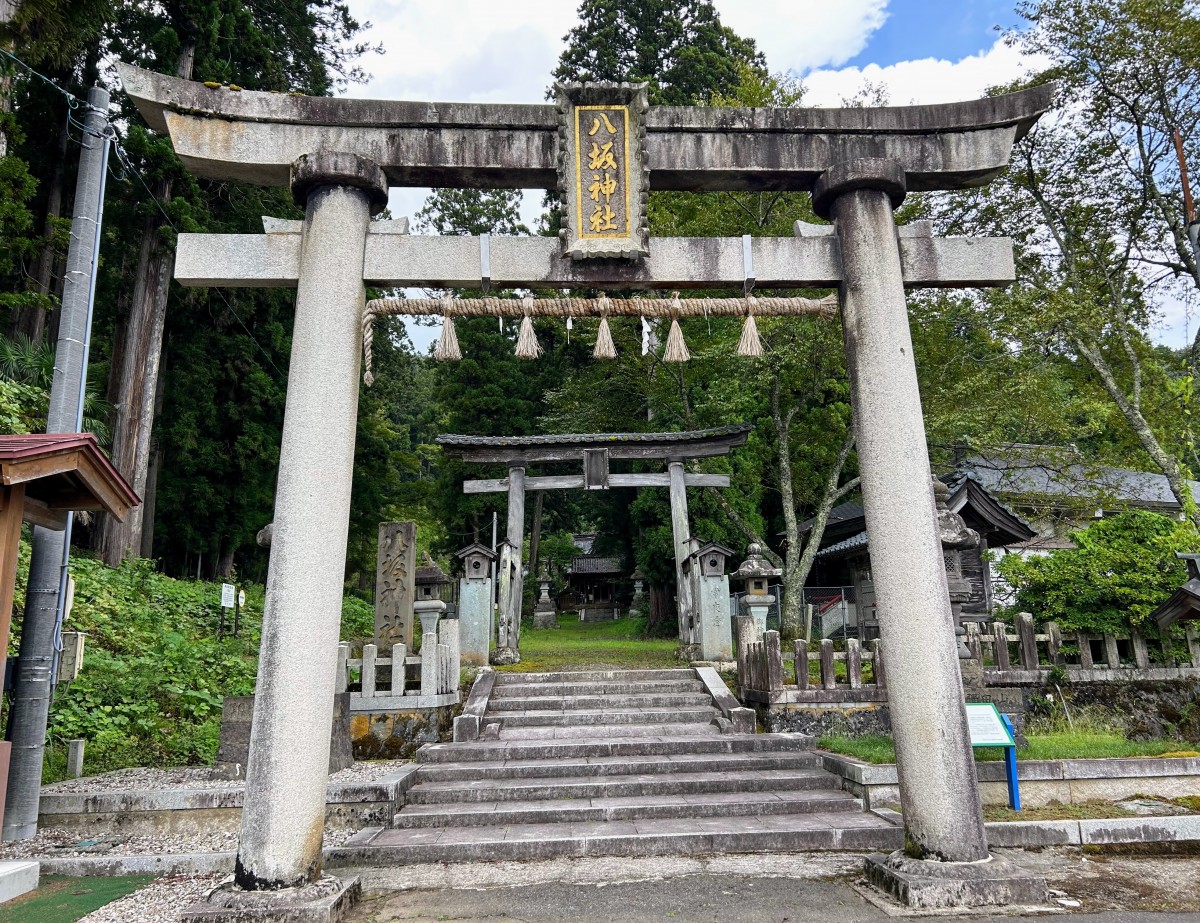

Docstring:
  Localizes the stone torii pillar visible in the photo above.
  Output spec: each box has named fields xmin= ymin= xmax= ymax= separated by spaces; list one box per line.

xmin=234 ymin=152 xmax=387 ymax=891
xmin=812 ymin=161 xmax=988 ymax=866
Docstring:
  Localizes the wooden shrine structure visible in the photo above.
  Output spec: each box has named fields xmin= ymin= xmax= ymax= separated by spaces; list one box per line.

xmin=437 ymin=425 xmax=750 ymax=657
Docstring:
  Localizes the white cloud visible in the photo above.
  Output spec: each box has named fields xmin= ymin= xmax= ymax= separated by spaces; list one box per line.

xmin=714 ymin=0 xmax=889 ymax=72
xmin=801 ymin=37 xmax=1041 ymax=107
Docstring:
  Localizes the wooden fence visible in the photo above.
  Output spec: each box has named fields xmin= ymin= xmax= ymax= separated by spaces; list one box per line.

xmin=737 ymin=613 xmax=1200 ymax=706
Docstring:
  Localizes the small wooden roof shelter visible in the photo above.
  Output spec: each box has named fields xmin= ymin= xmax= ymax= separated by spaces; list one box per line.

xmin=0 ymin=433 xmax=139 ymax=683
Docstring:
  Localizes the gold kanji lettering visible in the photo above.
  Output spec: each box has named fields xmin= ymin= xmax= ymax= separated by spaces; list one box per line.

xmin=589 ymin=204 xmax=618 ymax=233
xmin=588 ymin=112 xmax=618 ymax=136
xmin=587 ymin=141 xmax=617 ymax=171
xmin=588 ymin=172 xmax=617 ymax=204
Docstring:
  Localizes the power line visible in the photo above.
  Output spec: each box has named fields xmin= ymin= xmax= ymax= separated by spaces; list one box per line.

xmin=1 ymin=46 xmax=288 ymax=380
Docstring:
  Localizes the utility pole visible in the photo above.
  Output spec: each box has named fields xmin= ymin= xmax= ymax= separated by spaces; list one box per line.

xmin=4 ymin=86 xmax=111 ymax=841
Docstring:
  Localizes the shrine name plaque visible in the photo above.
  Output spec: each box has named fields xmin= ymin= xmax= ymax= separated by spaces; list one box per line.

xmin=556 ymin=82 xmax=650 ymax=261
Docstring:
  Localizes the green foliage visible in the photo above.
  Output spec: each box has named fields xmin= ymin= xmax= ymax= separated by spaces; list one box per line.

xmin=340 ymin=595 xmax=374 ymax=641
xmin=552 ymin=0 xmax=766 ymax=105
xmin=997 ymin=511 xmax=1200 ymax=633
xmin=817 ymin=730 xmax=1181 ymax=765
xmin=13 ymin=545 xmax=371 ymax=779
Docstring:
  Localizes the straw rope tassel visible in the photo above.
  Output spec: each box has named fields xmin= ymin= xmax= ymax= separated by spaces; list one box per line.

xmin=594 ymin=297 xmax=617 ymax=359
xmin=515 ymin=296 xmax=544 ymax=359
xmin=737 ymin=295 xmax=764 ymax=358
xmin=433 ymin=298 xmax=462 ymax=361
xmin=362 ymin=309 xmax=376 ymax=385
xmin=662 ymin=293 xmax=690 ymax=363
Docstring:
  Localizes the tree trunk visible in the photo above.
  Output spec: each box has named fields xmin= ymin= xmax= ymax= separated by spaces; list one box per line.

xmin=646 ymin=584 xmax=673 ymax=637
xmin=96 ymin=44 xmax=194 ymax=566
xmin=1074 ymin=335 xmax=1200 ymax=528
xmin=529 ymin=490 xmax=544 ymax=578
xmin=12 ymin=124 xmax=68 ymax=344
xmin=0 ymin=0 xmax=15 ymax=159
xmin=138 ymin=337 xmax=168 ymax=558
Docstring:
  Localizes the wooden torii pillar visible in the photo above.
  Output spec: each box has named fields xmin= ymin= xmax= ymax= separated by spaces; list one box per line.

xmin=437 ymin=426 xmax=751 ymax=657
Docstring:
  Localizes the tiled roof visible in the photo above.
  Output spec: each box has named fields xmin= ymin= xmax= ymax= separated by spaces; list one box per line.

xmin=570 ymin=556 xmax=624 ymax=575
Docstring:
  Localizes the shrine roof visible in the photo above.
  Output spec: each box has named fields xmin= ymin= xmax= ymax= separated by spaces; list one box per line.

xmin=0 ymin=433 xmax=139 ymax=529
xmin=570 ymin=556 xmax=624 ymax=576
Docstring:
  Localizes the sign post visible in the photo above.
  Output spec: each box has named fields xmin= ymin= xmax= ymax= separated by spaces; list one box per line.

xmin=220 ymin=583 xmax=235 ymax=640
xmin=965 ymin=702 xmax=1020 ymax=811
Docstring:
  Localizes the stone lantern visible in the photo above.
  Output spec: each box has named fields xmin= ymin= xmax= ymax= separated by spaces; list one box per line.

xmin=532 ymin=562 xmax=558 ymax=629
xmin=732 ymin=543 xmax=782 ymax=637
xmin=629 ymin=565 xmax=647 ymax=616
xmin=413 ymin=558 xmax=452 ymax=693
xmin=686 ymin=542 xmax=735 ymax=661
xmin=933 ymin=477 xmax=980 ymax=657
xmin=455 ymin=543 xmax=495 ymax=666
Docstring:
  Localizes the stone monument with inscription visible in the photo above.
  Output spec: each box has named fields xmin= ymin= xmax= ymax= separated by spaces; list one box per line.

xmin=376 ymin=521 xmax=416 ymax=648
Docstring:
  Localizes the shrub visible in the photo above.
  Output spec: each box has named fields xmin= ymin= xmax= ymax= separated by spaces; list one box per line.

xmin=996 ymin=510 xmax=1200 ymax=635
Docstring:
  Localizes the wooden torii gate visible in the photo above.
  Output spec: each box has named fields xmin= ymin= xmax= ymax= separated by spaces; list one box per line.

xmin=115 ymin=60 xmax=1051 ymax=898
xmin=437 ymin=425 xmax=751 ymax=657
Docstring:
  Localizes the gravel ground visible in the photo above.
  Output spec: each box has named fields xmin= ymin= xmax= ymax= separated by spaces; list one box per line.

xmin=77 ymin=873 xmax=223 ymax=923
xmin=41 ymin=767 xmax=241 ymax=794
xmin=40 ymin=759 xmax=411 ymax=795
xmin=0 ymin=825 xmax=361 ymax=859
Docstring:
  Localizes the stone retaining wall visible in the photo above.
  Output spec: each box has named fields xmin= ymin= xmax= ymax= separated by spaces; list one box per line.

xmin=821 ymin=753 xmax=1200 ymax=809
xmin=37 ymin=767 xmax=420 ymax=836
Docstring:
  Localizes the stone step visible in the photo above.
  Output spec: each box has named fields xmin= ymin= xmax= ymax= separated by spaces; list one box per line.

xmin=487 ymin=706 xmax=721 ymax=729
xmin=490 ymin=680 xmax=707 ymax=699
xmin=407 ymin=768 xmax=836 ymax=804
xmin=492 ymin=669 xmax=696 ymax=685
xmin=495 ymin=722 xmax=725 ymax=740
xmin=488 ymin=692 xmax=715 ymax=711
xmin=326 ymin=813 xmax=903 ymax=866
xmin=415 ymin=750 xmax=822 ymax=782
xmin=417 ymin=733 xmax=814 ymax=763
xmin=394 ymin=789 xmax=862 ymax=828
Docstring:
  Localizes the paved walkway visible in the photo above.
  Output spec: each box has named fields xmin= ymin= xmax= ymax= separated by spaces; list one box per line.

xmin=345 ymin=850 xmax=1200 ymax=922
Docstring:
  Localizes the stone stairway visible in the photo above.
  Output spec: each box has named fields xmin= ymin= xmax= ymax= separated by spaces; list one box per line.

xmin=328 ymin=668 xmax=902 ymax=865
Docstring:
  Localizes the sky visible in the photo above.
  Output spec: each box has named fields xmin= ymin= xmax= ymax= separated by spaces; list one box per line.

xmin=340 ymin=0 xmax=1192 ymax=352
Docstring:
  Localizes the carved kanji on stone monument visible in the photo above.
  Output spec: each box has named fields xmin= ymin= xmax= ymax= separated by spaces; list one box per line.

xmin=376 ymin=521 xmax=416 ymax=647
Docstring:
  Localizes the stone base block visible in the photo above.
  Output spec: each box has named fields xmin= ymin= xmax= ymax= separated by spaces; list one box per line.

xmin=864 ymin=851 xmax=1048 ymax=909
xmin=180 ymin=875 xmax=360 ymax=923
xmin=532 ymin=608 xmax=558 ymax=629
xmin=490 ymin=647 xmax=520 ymax=665
xmin=0 ymin=860 xmax=38 ymax=904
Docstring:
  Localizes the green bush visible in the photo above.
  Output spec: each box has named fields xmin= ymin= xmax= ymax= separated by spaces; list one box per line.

xmin=996 ymin=511 xmax=1200 ymax=635
xmin=20 ymin=548 xmax=374 ymax=780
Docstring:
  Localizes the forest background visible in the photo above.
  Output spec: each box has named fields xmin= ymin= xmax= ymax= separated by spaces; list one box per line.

xmin=1 ymin=0 xmax=1200 ymax=647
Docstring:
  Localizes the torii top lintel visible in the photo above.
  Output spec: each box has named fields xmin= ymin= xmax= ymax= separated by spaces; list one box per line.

xmin=116 ymin=63 xmax=1052 ymax=194
xmin=437 ymin=425 xmax=751 ymax=465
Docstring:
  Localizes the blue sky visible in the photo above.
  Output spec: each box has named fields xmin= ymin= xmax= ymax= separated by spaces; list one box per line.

xmin=843 ymin=0 xmax=1023 ymax=70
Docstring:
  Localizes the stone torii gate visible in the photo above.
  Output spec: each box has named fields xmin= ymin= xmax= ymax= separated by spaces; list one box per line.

xmin=437 ymin=425 xmax=752 ymax=659
xmin=117 ymin=61 xmax=1051 ymax=904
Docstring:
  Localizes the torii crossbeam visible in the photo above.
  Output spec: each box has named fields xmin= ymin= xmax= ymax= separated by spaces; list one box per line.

xmin=116 ymin=61 xmax=1051 ymax=896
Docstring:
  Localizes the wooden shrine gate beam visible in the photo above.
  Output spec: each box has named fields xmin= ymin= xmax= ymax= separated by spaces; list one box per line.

xmin=118 ymin=64 xmax=1052 ymax=194
xmin=175 ymin=221 xmax=1014 ymax=290
xmin=438 ymin=426 xmax=752 ymax=656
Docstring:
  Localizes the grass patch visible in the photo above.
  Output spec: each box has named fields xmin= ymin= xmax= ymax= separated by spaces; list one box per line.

xmin=502 ymin=615 xmax=682 ymax=673
xmin=818 ymin=730 xmax=1187 ymax=765
xmin=984 ymin=798 xmax=1200 ymax=822
xmin=0 ymin=874 xmax=152 ymax=923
